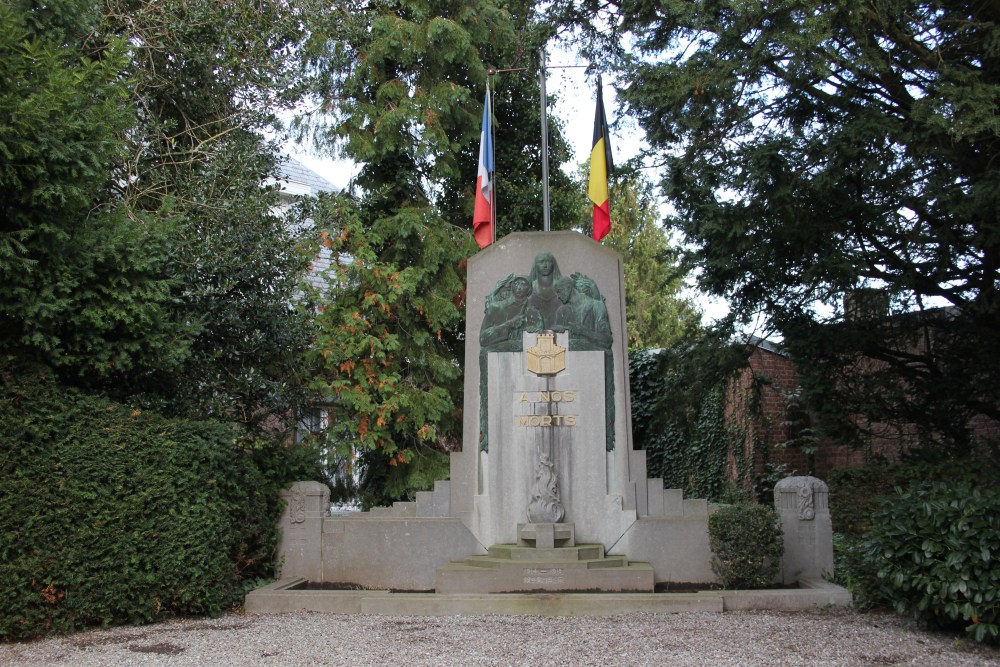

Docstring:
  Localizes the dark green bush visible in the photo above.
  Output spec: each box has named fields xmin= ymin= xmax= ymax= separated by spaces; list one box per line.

xmin=828 ymin=459 xmax=999 ymax=538
xmin=827 ymin=465 xmax=897 ymax=537
xmin=708 ymin=504 xmax=783 ymax=589
xmin=0 ymin=369 xmax=294 ymax=640
xmin=831 ymin=533 xmax=883 ymax=611
xmin=866 ymin=482 xmax=1000 ymax=644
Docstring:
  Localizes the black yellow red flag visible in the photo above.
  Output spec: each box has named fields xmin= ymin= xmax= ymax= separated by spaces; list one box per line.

xmin=588 ymin=75 xmax=613 ymax=241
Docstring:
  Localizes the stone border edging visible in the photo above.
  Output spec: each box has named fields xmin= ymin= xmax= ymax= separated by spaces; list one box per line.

xmin=245 ymin=577 xmax=851 ymax=616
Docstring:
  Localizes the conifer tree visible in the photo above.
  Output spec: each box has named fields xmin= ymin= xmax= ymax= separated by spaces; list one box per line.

xmin=298 ymin=0 xmax=582 ymax=500
xmin=597 ymin=175 xmax=700 ymax=350
xmin=560 ymin=0 xmax=1000 ymax=449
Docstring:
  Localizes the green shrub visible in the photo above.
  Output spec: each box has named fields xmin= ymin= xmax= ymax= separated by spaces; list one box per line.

xmin=0 ymin=369 xmax=292 ymax=640
xmin=708 ymin=504 xmax=783 ymax=589
xmin=827 ymin=465 xmax=897 ymax=537
xmin=831 ymin=533 xmax=884 ymax=610
xmin=828 ymin=459 xmax=999 ymax=538
xmin=865 ymin=482 xmax=1000 ymax=644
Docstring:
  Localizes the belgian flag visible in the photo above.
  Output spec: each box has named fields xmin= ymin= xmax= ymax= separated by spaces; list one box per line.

xmin=588 ymin=75 xmax=613 ymax=242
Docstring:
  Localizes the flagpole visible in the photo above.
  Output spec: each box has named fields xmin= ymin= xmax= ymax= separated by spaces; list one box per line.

xmin=487 ymin=83 xmax=496 ymax=245
xmin=539 ymin=48 xmax=551 ymax=233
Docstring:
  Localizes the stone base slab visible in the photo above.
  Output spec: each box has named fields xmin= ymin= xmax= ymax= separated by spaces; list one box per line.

xmin=436 ymin=561 xmax=654 ymax=594
xmin=245 ymin=578 xmax=852 ymax=616
xmin=437 ymin=541 xmax=655 ymax=594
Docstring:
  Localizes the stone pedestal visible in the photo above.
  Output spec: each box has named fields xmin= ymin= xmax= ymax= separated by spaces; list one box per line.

xmin=518 ymin=523 xmax=575 ymax=549
xmin=277 ymin=481 xmax=329 ymax=581
xmin=774 ymin=476 xmax=834 ymax=585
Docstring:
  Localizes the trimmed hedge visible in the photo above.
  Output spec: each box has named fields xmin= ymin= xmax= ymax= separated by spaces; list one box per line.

xmin=708 ymin=504 xmax=783 ymax=589
xmin=866 ymin=482 xmax=1000 ymax=644
xmin=0 ymin=369 xmax=282 ymax=640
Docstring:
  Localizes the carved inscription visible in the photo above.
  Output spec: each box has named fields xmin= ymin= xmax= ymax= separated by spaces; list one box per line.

xmin=523 ymin=567 xmax=566 ymax=586
xmin=518 ymin=391 xmax=576 ymax=402
xmin=478 ymin=251 xmax=616 ymax=452
xmin=515 ymin=391 xmax=578 ymax=427
xmin=517 ymin=414 xmax=576 ymax=426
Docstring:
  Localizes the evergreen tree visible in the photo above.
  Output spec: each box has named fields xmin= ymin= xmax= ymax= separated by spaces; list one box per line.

xmin=297 ymin=0 xmax=581 ymax=499
xmin=2 ymin=0 xmax=320 ymax=430
xmin=597 ymin=174 xmax=700 ymax=350
xmin=566 ymin=0 xmax=1000 ymax=450
xmin=103 ymin=0 xmax=317 ymax=427
xmin=0 ymin=1 xmax=182 ymax=382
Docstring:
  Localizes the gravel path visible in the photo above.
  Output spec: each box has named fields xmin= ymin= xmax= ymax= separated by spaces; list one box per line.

xmin=2 ymin=609 xmax=998 ymax=666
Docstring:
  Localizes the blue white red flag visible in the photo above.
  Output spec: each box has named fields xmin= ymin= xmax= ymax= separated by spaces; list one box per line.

xmin=472 ymin=89 xmax=494 ymax=249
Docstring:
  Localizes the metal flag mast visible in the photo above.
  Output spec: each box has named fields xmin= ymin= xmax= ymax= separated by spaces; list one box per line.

xmin=487 ymin=52 xmax=593 ymax=237
xmin=539 ymin=48 xmax=551 ymax=233
xmin=487 ymin=81 xmax=497 ymax=246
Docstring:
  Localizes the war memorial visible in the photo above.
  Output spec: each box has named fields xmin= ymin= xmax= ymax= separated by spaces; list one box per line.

xmin=247 ymin=231 xmax=850 ymax=615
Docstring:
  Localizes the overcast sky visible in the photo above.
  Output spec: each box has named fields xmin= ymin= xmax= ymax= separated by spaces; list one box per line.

xmin=285 ymin=60 xmax=730 ymax=324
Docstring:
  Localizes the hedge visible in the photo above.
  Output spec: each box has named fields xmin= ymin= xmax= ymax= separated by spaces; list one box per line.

xmin=0 ymin=369 xmax=284 ymax=640
xmin=708 ymin=503 xmax=783 ymax=589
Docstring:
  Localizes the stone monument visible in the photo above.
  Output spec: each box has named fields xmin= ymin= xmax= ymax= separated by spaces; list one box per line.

xmin=774 ymin=476 xmax=834 ymax=585
xmin=455 ymin=232 xmax=641 ymax=552
xmin=262 ymin=231 xmax=840 ymax=597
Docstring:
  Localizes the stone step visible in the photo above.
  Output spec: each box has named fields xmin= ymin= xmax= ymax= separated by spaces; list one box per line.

xmin=391 ymin=501 xmax=417 ymax=517
xmin=359 ymin=591 xmax=721 ymax=616
xmin=585 ymin=556 xmax=633 ymax=570
xmin=436 ymin=561 xmax=655 ymax=594
xmin=460 ymin=555 xmax=629 ymax=571
xmin=488 ymin=543 xmax=604 ymax=561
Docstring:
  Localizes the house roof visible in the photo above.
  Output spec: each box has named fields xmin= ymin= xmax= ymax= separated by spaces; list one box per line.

xmin=277 ymin=157 xmax=339 ymax=198
xmin=742 ymin=334 xmax=786 ymax=356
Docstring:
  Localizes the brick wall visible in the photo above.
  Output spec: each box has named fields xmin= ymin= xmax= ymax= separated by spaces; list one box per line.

xmin=727 ymin=343 xmax=1000 ymax=484
xmin=727 ymin=345 xmax=901 ymax=484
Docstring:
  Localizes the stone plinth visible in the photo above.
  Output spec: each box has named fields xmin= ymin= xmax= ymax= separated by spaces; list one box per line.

xmin=774 ymin=476 xmax=834 ymax=585
xmin=518 ymin=522 xmax=575 ymax=548
xmin=436 ymin=543 xmax=654 ymax=594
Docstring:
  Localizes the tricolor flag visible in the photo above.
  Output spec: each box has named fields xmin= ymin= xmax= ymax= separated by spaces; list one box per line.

xmin=473 ymin=89 xmax=495 ymax=249
xmin=589 ymin=75 xmax=613 ymax=242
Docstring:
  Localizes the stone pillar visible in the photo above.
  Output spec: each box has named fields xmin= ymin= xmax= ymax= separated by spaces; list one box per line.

xmin=773 ymin=476 xmax=834 ymax=585
xmin=459 ymin=232 xmax=645 ymax=552
xmin=277 ymin=481 xmax=329 ymax=581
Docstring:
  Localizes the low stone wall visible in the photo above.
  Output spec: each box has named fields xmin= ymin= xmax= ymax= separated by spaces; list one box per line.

xmin=276 ymin=474 xmax=835 ymax=591
xmin=277 ymin=481 xmax=722 ymax=590
xmin=277 ymin=485 xmax=484 ymax=591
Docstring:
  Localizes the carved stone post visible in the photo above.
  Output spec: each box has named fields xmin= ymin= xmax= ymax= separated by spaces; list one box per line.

xmin=277 ymin=481 xmax=329 ymax=581
xmin=773 ymin=476 xmax=834 ymax=585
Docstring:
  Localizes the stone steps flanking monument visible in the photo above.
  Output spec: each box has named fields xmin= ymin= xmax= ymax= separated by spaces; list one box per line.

xmin=436 ymin=539 xmax=655 ymax=594
xmin=250 ymin=231 xmax=849 ymax=614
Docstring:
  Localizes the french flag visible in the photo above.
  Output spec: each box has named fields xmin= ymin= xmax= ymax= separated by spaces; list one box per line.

xmin=472 ymin=90 xmax=494 ymax=249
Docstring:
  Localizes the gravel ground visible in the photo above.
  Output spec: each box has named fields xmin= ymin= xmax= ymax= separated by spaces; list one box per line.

xmin=2 ymin=609 xmax=999 ymax=667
